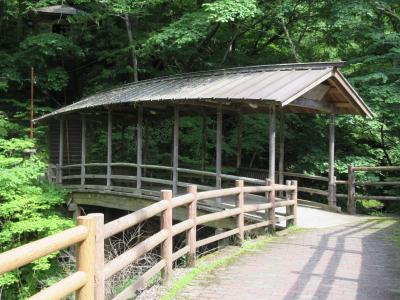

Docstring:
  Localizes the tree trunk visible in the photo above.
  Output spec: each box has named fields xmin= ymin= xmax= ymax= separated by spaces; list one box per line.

xmin=124 ymin=13 xmax=138 ymax=82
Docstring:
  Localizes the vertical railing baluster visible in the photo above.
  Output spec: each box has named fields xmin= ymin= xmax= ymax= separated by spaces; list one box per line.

xmin=347 ymin=165 xmax=356 ymax=214
xmin=186 ymin=185 xmax=197 ymax=267
xmin=235 ymin=180 xmax=244 ymax=246
xmin=91 ymin=213 xmax=105 ymax=300
xmin=161 ymin=190 xmax=173 ymax=283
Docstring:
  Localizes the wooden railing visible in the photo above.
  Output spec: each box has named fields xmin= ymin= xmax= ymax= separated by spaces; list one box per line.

xmin=347 ymin=165 xmax=400 ymax=214
xmin=0 ymin=180 xmax=297 ymax=300
xmin=0 ymin=214 xmax=101 ymax=299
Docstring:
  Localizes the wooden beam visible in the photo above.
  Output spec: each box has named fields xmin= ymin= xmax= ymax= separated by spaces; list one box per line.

xmin=107 ymin=109 xmax=112 ymax=188
xmin=172 ymin=106 xmax=179 ymax=195
xmin=269 ymin=106 xmax=276 ymax=183
xmin=278 ymin=109 xmax=285 ymax=186
xmin=328 ymin=113 xmax=336 ymax=206
xmin=137 ymin=106 xmax=143 ymax=190
xmin=58 ymin=119 xmax=64 ymax=184
xmin=81 ymin=115 xmax=86 ymax=186
xmin=290 ymin=97 xmax=334 ymax=113
xmin=216 ymin=104 xmax=222 ymax=196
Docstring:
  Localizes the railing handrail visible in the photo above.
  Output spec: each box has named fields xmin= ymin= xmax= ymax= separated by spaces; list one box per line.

xmin=0 ymin=214 xmax=101 ymax=299
xmin=0 ymin=181 xmax=297 ymax=300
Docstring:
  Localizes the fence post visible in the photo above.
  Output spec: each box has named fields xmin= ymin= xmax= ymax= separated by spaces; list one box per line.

xmin=235 ymin=180 xmax=244 ymax=246
xmin=76 ymin=215 xmax=97 ymax=300
xmin=90 ymin=213 xmax=105 ymax=300
xmin=265 ymin=178 xmax=275 ymax=231
xmin=287 ymin=180 xmax=298 ymax=226
xmin=186 ymin=185 xmax=197 ymax=267
xmin=347 ymin=165 xmax=356 ymax=214
xmin=161 ymin=190 xmax=173 ymax=283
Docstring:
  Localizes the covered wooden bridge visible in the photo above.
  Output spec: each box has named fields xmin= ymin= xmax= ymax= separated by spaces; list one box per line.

xmin=36 ymin=61 xmax=373 ymax=222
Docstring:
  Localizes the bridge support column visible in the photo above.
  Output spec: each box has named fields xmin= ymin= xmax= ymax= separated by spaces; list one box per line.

xmin=328 ymin=113 xmax=336 ymax=207
xmin=172 ymin=106 xmax=179 ymax=195
xmin=278 ymin=109 xmax=285 ymax=187
xmin=268 ymin=106 xmax=276 ymax=231
xmin=236 ymin=111 xmax=243 ymax=170
xmin=137 ymin=106 xmax=143 ymax=191
xmin=216 ymin=104 xmax=222 ymax=204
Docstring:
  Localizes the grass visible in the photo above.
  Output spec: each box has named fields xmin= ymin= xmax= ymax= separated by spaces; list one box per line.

xmin=161 ymin=227 xmax=302 ymax=300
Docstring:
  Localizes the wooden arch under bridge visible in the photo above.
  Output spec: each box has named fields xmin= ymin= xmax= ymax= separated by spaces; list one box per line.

xmin=36 ymin=61 xmax=373 ymax=220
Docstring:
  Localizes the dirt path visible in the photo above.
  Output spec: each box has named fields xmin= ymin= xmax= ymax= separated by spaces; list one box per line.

xmin=176 ymin=219 xmax=400 ymax=300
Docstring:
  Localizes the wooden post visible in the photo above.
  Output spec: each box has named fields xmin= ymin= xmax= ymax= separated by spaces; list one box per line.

xmin=328 ymin=113 xmax=336 ymax=207
xmin=278 ymin=109 xmax=285 ymax=187
xmin=269 ymin=106 xmax=276 ymax=184
xmin=172 ymin=106 xmax=179 ymax=195
xmin=137 ymin=106 xmax=143 ymax=191
xmin=107 ymin=109 xmax=112 ymax=188
xmin=265 ymin=178 xmax=275 ymax=231
xmin=58 ymin=119 xmax=64 ymax=184
xmin=347 ymin=165 xmax=356 ymax=214
xmin=90 ymin=214 xmax=105 ymax=300
xmin=76 ymin=215 xmax=97 ymax=300
xmin=81 ymin=115 xmax=86 ymax=186
xmin=201 ymin=112 xmax=207 ymax=177
xmin=160 ymin=190 xmax=173 ymax=283
xmin=286 ymin=180 xmax=297 ymax=226
xmin=216 ymin=105 xmax=222 ymax=204
xmin=235 ymin=180 xmax=244 ymax=245
xmin=236 ymin=111 xmax=243 ymax=170
xmin=186 ymin=185 xmax=197 ymax=267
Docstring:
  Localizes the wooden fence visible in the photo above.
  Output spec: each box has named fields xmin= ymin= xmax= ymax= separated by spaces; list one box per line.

xmin=347 ymin=166 xmax=400 ymax=214
xmin=0 ymin=180 xmax=297 ymax=300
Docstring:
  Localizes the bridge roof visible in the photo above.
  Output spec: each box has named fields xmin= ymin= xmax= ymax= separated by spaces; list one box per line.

xmin=36 ymin=62 xmax=373 ymax=121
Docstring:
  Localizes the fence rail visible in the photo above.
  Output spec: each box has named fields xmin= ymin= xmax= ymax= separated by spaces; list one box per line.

xmin=347 ymin=165 xmax=400 ymax=214
xmin=0 ymin=180 xmax=297 ymax=300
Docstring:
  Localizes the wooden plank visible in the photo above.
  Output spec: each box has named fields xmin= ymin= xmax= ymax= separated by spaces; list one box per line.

xmin=283 ymin=171 xmax=329 ymax=182
xmin=196 ymin=228 xmax=239 ymax=248
xmin=0 ymin=226 xmax=88 ymax=275
xmin=298 ymin=186 xmax=328 ymax=196
xmin=172 ymin=106 xmax=179 ymax=195
xmin=355 ymin=181 xmax=400 ymax=186
xmin=352 ymin=166 xmax=400 ymax=171
xmin=112 ymin=259 xmax=166 ymax=300
xmin=29 ymin=272 xmax=87 ymax=300
xmin=106 ymin=109 xmax=112 ymax=188
xmin=354 ymin=195 xmax=400 ymax=201
xmin=291 ymin=97 xmax=334 ymax=113
xmin=104 ymin=230 xmax=168 ymax=279
xmin=137 ymin=106 xmax=143 ymax=190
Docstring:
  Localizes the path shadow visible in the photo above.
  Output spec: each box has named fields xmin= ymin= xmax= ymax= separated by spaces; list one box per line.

xmin=281 ymin=219 xmax=400 ymax=300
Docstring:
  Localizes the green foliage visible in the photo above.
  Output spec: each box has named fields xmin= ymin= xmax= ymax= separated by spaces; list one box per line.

xmin=0 ymin=114 xmax=72 ymax=298
xmin=356 ymin=199 xmax=385 ymax=215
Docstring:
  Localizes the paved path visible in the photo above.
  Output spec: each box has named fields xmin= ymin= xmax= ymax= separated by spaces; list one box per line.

xmin=177 ymin=219 xmax=400 ymax=300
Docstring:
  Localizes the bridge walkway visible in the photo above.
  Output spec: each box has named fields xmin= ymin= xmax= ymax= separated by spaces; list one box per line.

xmin=176 ymin=219 xmax=400 ymax=300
